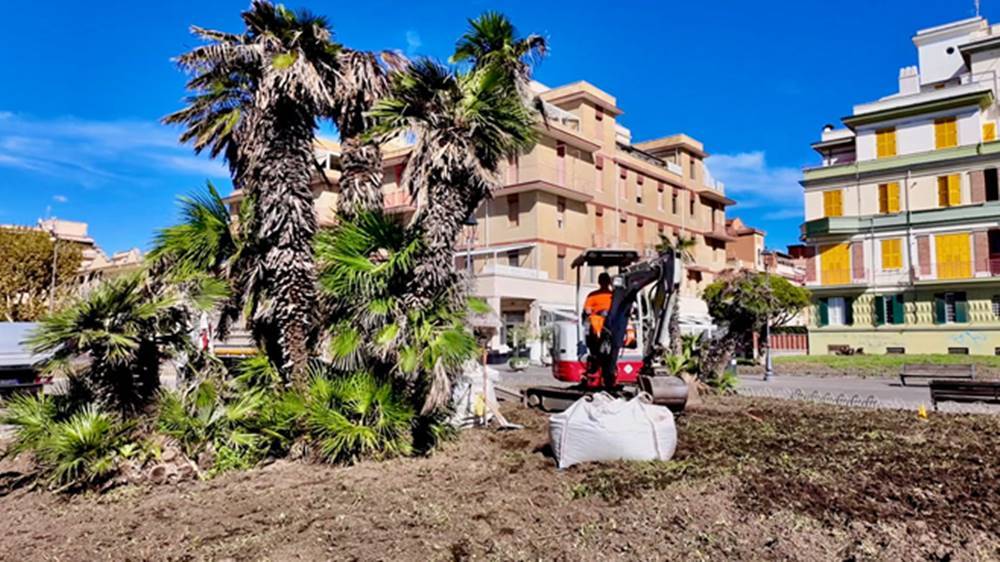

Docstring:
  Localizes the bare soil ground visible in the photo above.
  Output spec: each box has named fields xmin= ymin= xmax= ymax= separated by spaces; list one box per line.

xmin=2 ymin=397 xmax=999 ymax=561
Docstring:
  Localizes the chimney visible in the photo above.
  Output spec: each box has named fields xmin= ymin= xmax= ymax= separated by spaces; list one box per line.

xmin=899 ymin=66 xmax=919 ymax=95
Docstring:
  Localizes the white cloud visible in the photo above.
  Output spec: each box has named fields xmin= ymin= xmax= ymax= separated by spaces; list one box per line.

xmin=706 ymin=151 xmax=803 ymax=218
xmin=52 ymin=194 xmax=68 ymax=203
xmin=0 ymin=112 xmax=230 ymax=188
xmin=405 ymin=30 xmax=422 ymax=56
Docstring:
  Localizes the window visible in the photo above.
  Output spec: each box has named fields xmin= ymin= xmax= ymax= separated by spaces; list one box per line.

xmin=689 ymin=194 xmax=695 ymax=216
xmin=556 ymin=197 xmax=566 ymax=229
xmin=595 ymin=207 xmax=604 ymax=239
xmin=935 ymin=117 xmax=958 ymax=149
xmin=934 ymin=292 xmax=969 ymax=324
xmin=819 ymin=243 xmax=850 ymax=285
xmin=595 ymin=106 xmax=604 ymax=121
xmin=619 ymin=213 xmax=628 ymax=243
xmin=878 ymin=182 xmax=900 ymax=214
xmin=881 ymin=238 xmax=903 ymax=270
xmin=993 ymin=295 xmax=1000 ymax=318
xmin=987 ymin=168 xmax=999 ymax=201
xmin=984 ymin=122 xmax=997 ymax=142
xmin=886 ymin=347 xmax=906 ymax=354
xmin=507 ymin=194 xmax=520 ymax=227
xmin=672 ymin=190 xmax=679 ymax=214
xmin=657 ymin=184 xmax=665 ymax=210
xmin=876 ymin=127 xmax=896 ymax=158
xmin=818 ymin=296 xmax=853 ymax=326
xmin=557 ymin=253 xmax=566 ymax=281
xmin=936 ymin=233 xmax=971 ymax=279
xmin=636 ymin=178 xmax=643 ymax=204
xmin=823 ymin=189 xmax=843 ymax=217
xmin=507 ymin=250 xmax=519 ymax=268
xmin=874 ymin=294 xmax=905 ymax=325
xmin=689 ymin=159 xmax=696 ymax=179
xmin=936 ymin=175 xmax=961 ymax=207
xmin=949 ymin=347 xmax=970 ymax=355
xmin=594 ymin=155 xmax=604 ymax=192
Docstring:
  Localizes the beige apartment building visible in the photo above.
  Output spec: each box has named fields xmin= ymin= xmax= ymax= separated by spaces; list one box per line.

xmin=233 ymin=81 xmax=736 ymax=358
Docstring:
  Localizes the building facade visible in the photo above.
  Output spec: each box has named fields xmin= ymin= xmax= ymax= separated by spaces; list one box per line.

xmin=801 ymin=17 xmax=1000 ymax=355
xmin=230 ymin=81 xmax=737 ymax=358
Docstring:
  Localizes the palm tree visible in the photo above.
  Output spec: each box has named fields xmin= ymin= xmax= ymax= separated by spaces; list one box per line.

xmin=164 ymin=1 xmax=340 ymax=384
xmin=27 ymin=273 xmax=222 ymax=416
xmin=450 ymin=11 xmax=547 ymax=103
xmin=657 ymin=233 xmax=697 ymax=354
xmin=369 ymin=59 xmax=538 ymax=306
xmin=331 ymin=49 xmax=390 ymax=219
xmin=148 ymin=181 xmax=238 ymax=280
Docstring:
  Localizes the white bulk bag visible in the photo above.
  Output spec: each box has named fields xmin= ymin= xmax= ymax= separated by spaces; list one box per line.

xmin=549 ymin=393 xmax=677 ymax=469
xmin=449 ymin=360 xmax=500 ymax=428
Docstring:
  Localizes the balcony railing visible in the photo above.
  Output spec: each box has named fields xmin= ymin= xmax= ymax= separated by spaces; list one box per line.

xmin=541 ymin=102 xmax=580 ymax=132
xmin=480 ymin=264 xmax=549 ymax=280
xmin=991 ymin=257 xmax=1000 ymax=276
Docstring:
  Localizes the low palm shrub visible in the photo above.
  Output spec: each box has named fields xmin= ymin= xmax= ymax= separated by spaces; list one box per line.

xmin=1 ymin=394 xmax=133 ymax=489
xmin=291 ymin=365 xmax=415 ymax=464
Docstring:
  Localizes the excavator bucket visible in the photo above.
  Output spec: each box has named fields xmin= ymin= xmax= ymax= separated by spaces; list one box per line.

xmin=638 ymin=374 xmax=688 ymax=413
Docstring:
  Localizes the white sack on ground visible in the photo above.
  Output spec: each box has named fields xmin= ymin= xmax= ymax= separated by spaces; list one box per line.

xmin=549 ymin=393 xmax=677 ymax=469
xmin=449 ymin=360 xmax=500 ymax=428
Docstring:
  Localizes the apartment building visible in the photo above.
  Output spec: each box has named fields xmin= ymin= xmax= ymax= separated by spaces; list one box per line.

xmin=233 ymin=81 xmax=736 ymax=357
xmin=801 ymin=16 xmax=1000 ymax=355
xmin=725 ymin=217 xmax=765 ymax=271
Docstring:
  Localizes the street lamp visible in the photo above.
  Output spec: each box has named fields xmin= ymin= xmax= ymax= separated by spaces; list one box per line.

xmin=463 ymin=212 xmax=478 ymax=276
xmin=763 ymin=251 xmax=774 ymax=382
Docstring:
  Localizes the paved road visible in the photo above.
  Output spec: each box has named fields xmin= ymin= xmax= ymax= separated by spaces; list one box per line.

xmin=494 ymin=364 xmax=998 ymax=413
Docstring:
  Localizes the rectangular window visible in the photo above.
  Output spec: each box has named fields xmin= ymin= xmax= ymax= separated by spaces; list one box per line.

xmin=689 ymin=160 xmax=696 ymax=179
xmin=557 ymin=255 xmax=566 ymax=281
xmin=827 ymin=297 xmax=851 ymax=326
xmin=689 ymin=194 xmax=695 ymax=216
xmin=936 ymin=233 xmax=971 ymax=279
xmin=987 ymin=168 xmax=999 ymax=201
xmin=507 ymin=250 xmax=519 ymax=268
xmin=886 ymin=347 xmax=905 ymax=354
xmin=619 ymin=213 xmax=628 ymax=243
xmin=935 ymin=117 xmax=958 ymax=149
xmin=595 ymin=207 xmax=604 ymax=239
xmin=936 ymin=175 xmax=961 ymax=207
xmin=881 ymin=238 xmax=902 ymax=270
xmin=875 ymin=294 xmax=905 ymax=325
xmin=984 ymin=122 xmax=997 ymax=142
xmin=595 ymin=106 xmax=603 ymax=121
xmin=657 ymin=184 xmax=664 ymax=210
xmin=636 ymin=181 xmax=643 ymax=205
xmin=594 ymin=155 xmax=604 ymax=192
xmin=876 ymin=127 xmax=896 ymax=158
xmin=507 ymin=194 xmax=520 ymax=227
xmin=935 ymin=292 xmax=969 ymax=324
xmin=948 ymin=347 xmax=970 ymax=355
xmin=672 ymin=190 xmax=679 ymax=214
xmin=556 ymin=196 xmax=566 ymax=230
xmin=993 ymin=295 xmax=1000 ymax=318
xmin=820 ymin=243 xmax=850 ymax=285
xmin=823 ymin=189 xmax=843 ymax=217
xmin=878 ymin=182 xmax=900 ymax=214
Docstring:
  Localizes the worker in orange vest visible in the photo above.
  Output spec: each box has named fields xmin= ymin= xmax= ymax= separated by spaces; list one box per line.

xmin=583 ymin=272 xmax=615 ymax=388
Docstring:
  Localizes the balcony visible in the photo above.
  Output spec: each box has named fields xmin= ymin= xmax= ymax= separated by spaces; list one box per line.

xmin=382 ymin=190 xmax=415 ymax=213
xmin=992 ymin=257 xmax=1000 ymax=276
xmin=480 ymin=264 xmax=549 ymax=280
xmin=802 ymin=203 xmax=1000 ymax=240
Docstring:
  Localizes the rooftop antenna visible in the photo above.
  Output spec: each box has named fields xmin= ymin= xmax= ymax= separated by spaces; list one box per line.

xmin=976 ymin=0 xmax=981 ymax=17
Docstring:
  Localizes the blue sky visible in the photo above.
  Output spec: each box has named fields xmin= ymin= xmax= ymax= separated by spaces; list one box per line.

xmin=0 ymin=0 xmax=988 ymax=253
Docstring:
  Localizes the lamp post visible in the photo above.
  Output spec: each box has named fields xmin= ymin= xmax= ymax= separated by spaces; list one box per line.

xmin=763 ymin=251 xmax=774 ymax=382
xmin=48 ymin=219 xmax=58 ymax=312
xmin=463 ymin=212 xmax=478 ymax=276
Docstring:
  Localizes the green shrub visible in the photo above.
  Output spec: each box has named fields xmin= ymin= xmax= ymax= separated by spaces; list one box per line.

xmin=293 ymin=367 xmax=414 ymax=464
xmin=1 ymin=393 xmax=59 ymax=458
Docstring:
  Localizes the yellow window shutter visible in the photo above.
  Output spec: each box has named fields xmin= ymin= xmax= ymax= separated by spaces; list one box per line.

xmin=823 ymin=190 xmax=843 ymax=217
xmin=876 ymin=128 xmax=896 ymax=158
xmin=935 ymin=118 xmax=957 ymax=149
xmin=878 ymin=184 xmax=887 ymax=214
xmin=948 ymin=174 xmax=961 ymax=206
xmin=881 ymin=239 xmax=901 ymax=270
xmin=936 ymin=233 xmax=971 ymax=279
xmin=888 ymin=182 xmax=900 ymax=213
xmin=984 ymin=122 xmax=996 ymax=142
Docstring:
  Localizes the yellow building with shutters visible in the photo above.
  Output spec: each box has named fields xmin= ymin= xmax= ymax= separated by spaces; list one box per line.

xmin=800 ymin=16 xmax=1000 ymax=355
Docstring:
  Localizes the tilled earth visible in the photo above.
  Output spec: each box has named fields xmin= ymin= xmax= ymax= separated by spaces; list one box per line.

xmin=1 ymin=397 xmax=998 ymax=561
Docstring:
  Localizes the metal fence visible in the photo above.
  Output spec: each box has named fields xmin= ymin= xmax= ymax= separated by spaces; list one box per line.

xmin=736 ymin=385 xmax=1000 ymax=414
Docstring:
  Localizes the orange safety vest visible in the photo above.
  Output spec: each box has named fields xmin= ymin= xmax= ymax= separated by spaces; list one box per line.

xmin=584 ymin=288 xmax=613 ymax=335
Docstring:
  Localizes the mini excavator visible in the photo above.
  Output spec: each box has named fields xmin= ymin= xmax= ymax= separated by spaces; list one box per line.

xmin=524 ymin=247 xmax=689 ymax=413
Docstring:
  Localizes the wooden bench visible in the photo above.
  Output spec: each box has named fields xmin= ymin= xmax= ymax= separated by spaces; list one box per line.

xmin=899 ymin=363 xmax=975 ymax=386
xmin=929 ymin=380 xmax=1000 ymax=411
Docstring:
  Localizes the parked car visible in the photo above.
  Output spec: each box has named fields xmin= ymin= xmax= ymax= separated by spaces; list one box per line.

xmin=0 ymin=323 xmax=50 ymax=397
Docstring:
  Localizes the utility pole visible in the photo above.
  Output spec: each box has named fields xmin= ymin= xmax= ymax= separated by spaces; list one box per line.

xmin=763 ymin=251 xmax=774 ymax=382
xmin=48 ymin=218 xmax=58 ymax=312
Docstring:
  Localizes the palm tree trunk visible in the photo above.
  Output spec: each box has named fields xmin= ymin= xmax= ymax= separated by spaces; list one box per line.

xmin=241 ymin=96 xmax=319 ymax=384
xmin=408 ymin=180 xmax=469 ymax=305
xmin=337 ymin=136 xmax=384 ymax=219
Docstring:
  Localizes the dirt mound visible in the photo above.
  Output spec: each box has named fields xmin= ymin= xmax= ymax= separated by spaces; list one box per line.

xmin=1 ymin=397 xmax=998 ymax=561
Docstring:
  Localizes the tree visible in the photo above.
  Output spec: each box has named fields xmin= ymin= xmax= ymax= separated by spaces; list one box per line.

xmin=702 ymin=270 xmax=811 ymax=372
xmin=656 ymin=233 xmax=696 ymax=354
xmin=0 ymin=227 xmax=82 ymax=321
xmin=27 ymin=273 xmax=224 ymax=417
xmin=369 ymin=58 xmax=538 ymax=307
xmin=331 ymin=49 xmax=390 ymax=220
xmin=450 ymin=11 xmax=547 ymax=104
xmin=148 ymin=181 xmax=238 ymax=280
xmin=164 ymin=1 xmax=340 ymax=384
